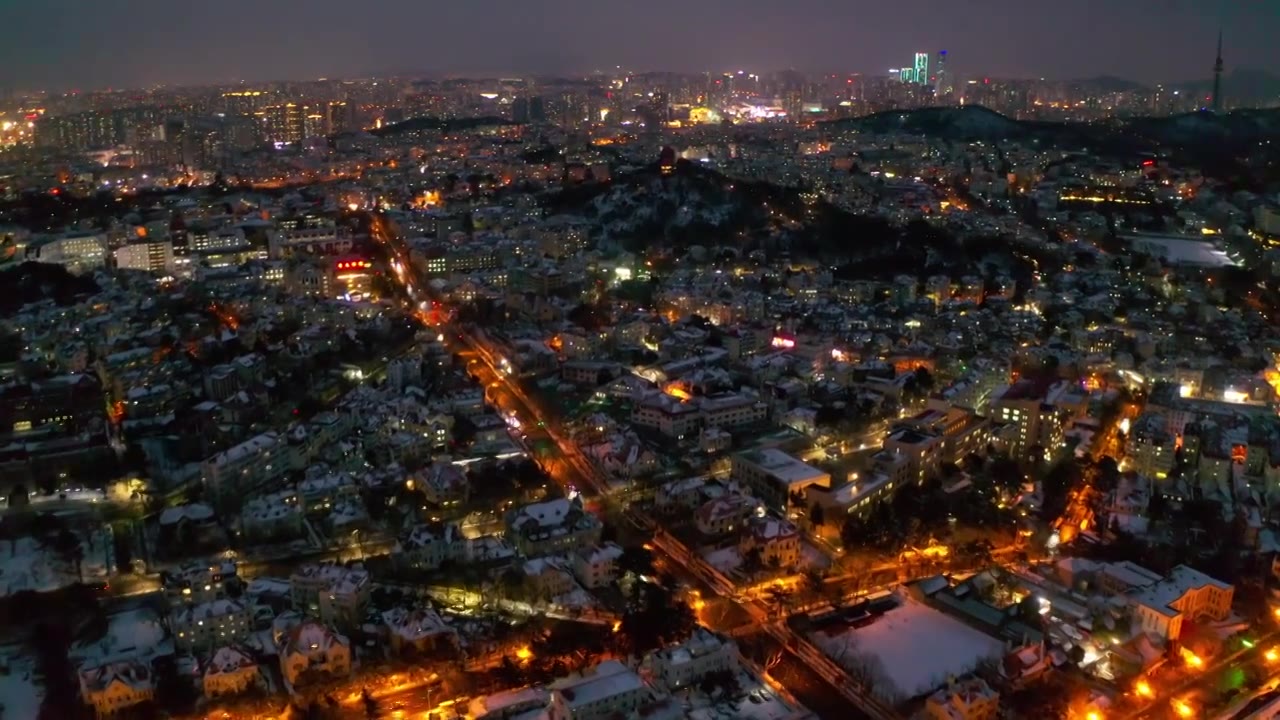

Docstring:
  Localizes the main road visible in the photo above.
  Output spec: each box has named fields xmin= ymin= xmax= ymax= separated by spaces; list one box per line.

xmin=369 ymin=212 xmax=902 ymax=720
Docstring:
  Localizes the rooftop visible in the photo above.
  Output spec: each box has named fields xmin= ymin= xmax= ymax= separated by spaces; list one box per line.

xmin=736 ymin=448 xmax=828 ymax=486
xmin=551 ymin=659 xmax=646 ymax=709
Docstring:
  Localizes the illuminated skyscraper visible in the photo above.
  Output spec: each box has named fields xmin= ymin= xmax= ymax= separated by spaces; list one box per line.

xmin=914 ymin=53 xmax=930 ymax=86
xmin=935 ymin=50 xmax=949 ymax=94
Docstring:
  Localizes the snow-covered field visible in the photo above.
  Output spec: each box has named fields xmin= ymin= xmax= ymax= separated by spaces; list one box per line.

xmin=811 ymin=595 xmax=1005 ymax=703
xmin=0 ymin=649 xmax=43 ymax=720
xmin=70 ymin=607 xmax=173 ymax=666
xmin=0 ymin=528 xmax=113 ymax=597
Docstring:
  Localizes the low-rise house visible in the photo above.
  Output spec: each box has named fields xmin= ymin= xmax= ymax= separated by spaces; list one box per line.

xmin=289 ymin=564 xmax=371 ymax=629
xmin=643 ymin=627 xmax=738 ymax=691
xmin=924 ymin=676 xmax=1000 ymax=720
xmin=298 ymin=470 xmax=360 ymax=512
xmin=523 ymin=556 xmax=576 ymax=600
xmin=173 ymin=599 xmax=253 ymax=652
xmin=466 ymin=686 xmax=551 ymax=720
xmin=546 ymin=659 xmax=651 ymax=720
xmin=162 ymin=560 xmax=238 ymax=606
xmin=739 ymin=516 xmax=801 ymax=571
xmin=506 ymin=498 xmax=602 ymax=557
xmin=79 ymin=660 xmax=154 ymax=718
xmin=381 ymin=606 xmax=458 ymax=656
xmin=655 ymin=476 xmax=707 ymax=511
xmin=279 ymin=620 xmax=351 ymax=689
xmin=415 ymin=462 xmax=470 ymax=508
xmin=203 ymin=645 xmax=262 ymax=698
xmin=572 ymin=543 xmax=624 ymax=590
xmin=694 ymin=494 xmax=761 ymax=536
xmin=397 ymin=522 xmax=465 ymax=571
xmin=240 ymin=490 xmax=304 ymax=542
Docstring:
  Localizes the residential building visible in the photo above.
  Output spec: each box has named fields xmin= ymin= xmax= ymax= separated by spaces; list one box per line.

xmin=1129 ymin=413 xmax=1178 ymax=481
xmin=990 ymin=379 xmax=1071 ymax=464
xmin=31 ymin=232 xmax=108 ymax=273
xmin=924 ymin=676 xmax=1000 ymax=720
xmin=114 ymin=240 xmax=174 ymax=275
xmin=162 ymin=560 xmax=238 ymax=606
xmin=79 ymin=661 xmax=154 ymax=718
xmin=202 ymin=431 xmax=296 ymax=503
xmin=740 ymin=516 xmax=801 ymax=570
xmin=381 ymin=606 xmax=458 ymax=656
xmin=546 ymin=660 xmax=650 ymax=720
xmin=202 ymin=646 xmax=261 ymax=699
xmin=278 ymin=620 xmax=351 ymax=688
xmin=571 ymin=543 xmax=624 ymax=590
xmin=1131 ymin=565 xmax=1234 ymax=641
xmin=882 ymin=427 xmax=944 ymax=486
xmin=730 ymin=448 xmax=831 ymax=510
xmin=241 ymin=490 xmax=304 ymax=542
xmin=505 ymin=498 xmax=603 ymax=557
xmin=632 ymin=392 xmax=701 ymax=439
xmin=289 ymin=564 xmax=371 ymax=628
xmin=397 ymin=522 xmax=465 ymax=571
xmin=700 ymin=393 xmax=768 ymax=430
xmin=523 ymin=556 xmax=576 ymax=600
xmin=695 ymin=493 xmax=761 ymax=536
xmin=644 ymin=627 xmax=739 ymax=691
xmin=173 ymin=599 xmax=253 ymax=651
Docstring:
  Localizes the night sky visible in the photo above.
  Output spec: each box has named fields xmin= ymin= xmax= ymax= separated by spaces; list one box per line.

xmin=1 ymin=0 xmax=1276 ymax=91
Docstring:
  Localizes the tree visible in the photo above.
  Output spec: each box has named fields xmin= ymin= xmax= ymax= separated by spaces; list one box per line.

xmin=113 ymin=529 xmax=133 ymax=573
xmin=618 ymin=545 xmax=656 ymax=579
xmin=618 ymin=581 xmax=696 ymax=655
xmin=809 ymin=503 xmax=826 ymax=528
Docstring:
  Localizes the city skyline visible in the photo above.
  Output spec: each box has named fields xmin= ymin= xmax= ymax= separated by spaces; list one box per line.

xmin=0 ymin=0 xmax=1276 ymax=91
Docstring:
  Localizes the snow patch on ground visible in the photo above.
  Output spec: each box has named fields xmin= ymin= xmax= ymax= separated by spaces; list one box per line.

xmin=702 ymin=547 xmax=743 ymax=575
xmin=0 ymin=649 xmax=44 ymax=720
xmin=812 ymin=594 xmax=1005 ymax=703
xmin=681 ymin=669 xmax=802 ymax=720
xmin=0 ymin=528 xmax=113 ymax=597
xmin=70 ymin=607 xmax=173 ymax=666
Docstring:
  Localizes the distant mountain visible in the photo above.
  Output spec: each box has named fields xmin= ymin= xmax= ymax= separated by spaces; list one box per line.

xmin=822 ymin=106 xmax=1029 ymax=141
xmin=1073 ymin=75 xmax=1148 ymax=93
xmin=821 ymin=106 xmax=1139 ymax=153
xmin=1122 ymin=107 xmax=1280 ymax=145
xmin=822 ymin=104 xmax=1280 ymax=157
xmin=1174 ymin=68 xmax=1280 ymax=107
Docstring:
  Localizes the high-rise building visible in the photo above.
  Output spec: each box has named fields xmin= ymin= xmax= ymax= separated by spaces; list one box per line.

xmin=1212 ymin=30 xmax=1224 ymax=113
xmin=326 ymin=101 xmax=355 ymax=134
xmin=222 ymin=90 xmax=267 ymax=116
xmin=935 ymin=50 xmax=950 ymax=94
xmin=263 ymin=103 xmax=306 ymax=144
xmin=115 ymin=240 xmax=174 ymax=275
xmin=914 ymin=53 xmax=930 ymax=86
xmin=511 ymin=97 xmax=530 ymax=123
xmin=529 ymin=96 xmax=546 ymax=123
